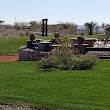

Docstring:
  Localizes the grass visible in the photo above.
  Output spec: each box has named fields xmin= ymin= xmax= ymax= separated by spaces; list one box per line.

xmin=0 ymin=35 xmax=110 ymax=109
xmin=0 ymin=60 xmax=110 ymax=109
xmin=0 ymin=36 xmax=52 ymax=55
xmin=0 ymin=35 xmax=100 ymax=55
xmin=0 ymin=37 xmax=27 ymax=55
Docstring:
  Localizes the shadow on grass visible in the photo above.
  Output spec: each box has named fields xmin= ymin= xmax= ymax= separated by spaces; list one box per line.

xmin=36 ymin=68 xmax=59 ymax=73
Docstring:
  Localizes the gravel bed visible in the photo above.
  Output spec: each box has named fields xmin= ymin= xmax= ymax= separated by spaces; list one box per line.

xmin=0 ymin=104 xmax=56 ymax=110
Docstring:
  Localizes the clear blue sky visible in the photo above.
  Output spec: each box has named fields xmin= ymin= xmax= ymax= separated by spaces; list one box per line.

xmin=1 ymin=0 xmax=110 ymax=25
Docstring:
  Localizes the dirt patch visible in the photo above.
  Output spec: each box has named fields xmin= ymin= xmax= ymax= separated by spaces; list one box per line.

xmin=0 ymin=53 xmax=19 ymax=62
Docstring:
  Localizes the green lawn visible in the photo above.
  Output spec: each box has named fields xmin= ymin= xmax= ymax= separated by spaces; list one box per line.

xmin=0 ymin=35 xmax=110 ymax=109
xmin=0 ymin=60 xmax=110 ymax=110
xmin=0 ymin=36 xmax=54 ymax=55
xmin=0 ymin=35 xmax=100 ymax=55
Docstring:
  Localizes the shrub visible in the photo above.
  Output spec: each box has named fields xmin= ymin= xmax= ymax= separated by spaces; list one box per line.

xmin=38 ymin=56 xmax=59 ymax=69
xmin=73 ymin=54 xmax=98 ymax=70
xmin=38 ymin=37 xmax=98 ymax=70
xmin=38 ymin=53 xmax=98 ymax=70
xmin=56 ymin=55 xmax=76 ymax=70
xmin=57 ymin=54 xmax=98 ymax=70
xmin=39 ymin=50 xmax=98 ymax=70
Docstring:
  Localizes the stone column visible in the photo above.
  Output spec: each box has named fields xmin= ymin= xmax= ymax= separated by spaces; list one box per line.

xmin=42 ymin=19 xmax=48 ymax=36
xmin=42 ymin=19 xmax=45 ymax=36
xmin=45 ymin=19 xmax=48 ymax=36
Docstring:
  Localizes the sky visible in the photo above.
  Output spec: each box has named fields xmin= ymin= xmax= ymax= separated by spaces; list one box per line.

xmin=1 ymin=0 xmax=110 ymax=25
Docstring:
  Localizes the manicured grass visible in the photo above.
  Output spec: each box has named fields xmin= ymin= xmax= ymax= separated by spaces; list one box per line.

xmin=0 ymin=36 xmax=54 ymax=55
xmin=0 ymin=37 xmax=27 ymax=55
xmin=0 ymin=60 xmax=110 ymax=109
xmin=0 ymin=35 xmax=100 ymax=55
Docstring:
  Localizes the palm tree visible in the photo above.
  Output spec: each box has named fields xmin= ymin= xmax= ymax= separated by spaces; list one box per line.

xmin=84 ymin=21 xmax=97 ymax=35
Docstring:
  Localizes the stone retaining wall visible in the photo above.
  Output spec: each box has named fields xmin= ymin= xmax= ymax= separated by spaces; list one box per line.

xmin=19 ymin=46 xmax=52 ymax=61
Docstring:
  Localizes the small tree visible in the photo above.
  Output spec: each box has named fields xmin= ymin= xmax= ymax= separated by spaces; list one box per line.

xmin=29 ymin=21 xmax=41 ymax=31
xmin=84 ymin=21 xmax=97 ymax=35
xmin=14 ymin=22 xmax=21 ymax=30
xmin=14 ymin=22 xmax=30 ymax=30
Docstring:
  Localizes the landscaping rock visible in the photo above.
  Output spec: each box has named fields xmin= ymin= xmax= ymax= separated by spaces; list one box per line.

xmin=19 ymin=46 xmax=52 ymax=61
